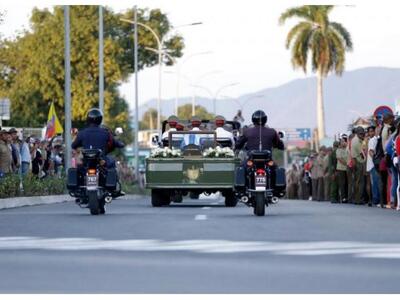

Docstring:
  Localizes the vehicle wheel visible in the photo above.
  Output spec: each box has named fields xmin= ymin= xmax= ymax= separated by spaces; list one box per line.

xmin=254 ymin=193 xmax=265 ymax=216
xmin=88 ymin=191 xmax=99 ymax=215
xmin=189 ymin=192 xmax=199 ymax=199
xmin=224 ymin=191 xmax=238 ymax=207
xmin=172 ymin=193 xmax=183 ymax=203
xmin=151 ymin=189 xmax=164 ymax=207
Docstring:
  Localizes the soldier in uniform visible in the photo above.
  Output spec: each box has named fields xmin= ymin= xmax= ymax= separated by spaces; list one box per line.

xmin=329 ymin=142 xmax=340 ymax=203
xmin=351 ymin=126 xmax=367 ymax=205
xmin=162 ymin=115 xmax=179 ymax=140
xmin=317 ymin=147 xmax=326 ymax=201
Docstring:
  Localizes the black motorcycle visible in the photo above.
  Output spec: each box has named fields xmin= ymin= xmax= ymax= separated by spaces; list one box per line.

xmin=235 ymin=150 xmax=286 ymax=216
xmin=67 ymin=149 xmax=119 ymax=215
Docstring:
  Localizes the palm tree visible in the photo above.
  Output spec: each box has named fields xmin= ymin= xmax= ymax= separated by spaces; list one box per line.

xmin=279 ymin=5 xmax=353 ymax=140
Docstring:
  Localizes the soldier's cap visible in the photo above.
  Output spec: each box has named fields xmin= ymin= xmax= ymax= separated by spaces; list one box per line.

xmin=191 ymin=116 xmax=201 ymax=123
xmin=176 ymin=123 xmax=184 ymax=130
xmin=167 ymin=115 xmax=179 ymax=123
xmin=8 ymin=128 xmax=18 ymax=134
xmin=355 ymin=126 xmax=365 ymax=134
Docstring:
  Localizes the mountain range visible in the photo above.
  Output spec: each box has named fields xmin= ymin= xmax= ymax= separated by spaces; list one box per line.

xmin=139 ymin=67 xmax=400 ymax=136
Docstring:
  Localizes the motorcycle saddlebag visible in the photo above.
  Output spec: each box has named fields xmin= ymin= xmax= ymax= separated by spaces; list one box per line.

xmin=105 ymin=168 xmax=117 ymax=190
xmin=275 ymin=167 xmax=286 ymax=191
xmin=67 ymin=168 xmax=78 ymax=190
xmin=234 ymin=166 xmax=246 ymax=188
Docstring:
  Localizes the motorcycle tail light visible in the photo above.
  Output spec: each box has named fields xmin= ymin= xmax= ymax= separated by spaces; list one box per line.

xmin=267 ymin=160 xmax=274 ymax=167
xmin=247 ymin=160 xmax=253 ymax=167
xmin=256 ymin=168 xmax=266 ymax=175
xmin=88 ymin=169 xmax=96 ymax=175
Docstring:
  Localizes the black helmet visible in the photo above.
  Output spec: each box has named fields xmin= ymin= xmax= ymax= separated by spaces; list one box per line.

xmin=87 ymin=108 xmax=103 ymax=126
xmin=252 ymin=110 xmax=267 ymax=126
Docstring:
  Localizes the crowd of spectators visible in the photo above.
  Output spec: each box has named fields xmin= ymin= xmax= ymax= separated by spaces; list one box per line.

xmin=286 ymin=111 xmax=400 ymax=210
xmin=0 ymin=127 xmax=65 ymax=179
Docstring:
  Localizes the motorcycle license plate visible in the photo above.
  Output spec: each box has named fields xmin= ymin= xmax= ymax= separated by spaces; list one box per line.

xmin=86 ymin=175 xmax=98 ymax=190
xmin=255 ymin=175 xmax=266 ymax=191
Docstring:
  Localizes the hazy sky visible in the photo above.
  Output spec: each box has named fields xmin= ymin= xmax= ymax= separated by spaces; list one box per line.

xmin=1 ymin=0 xmax=399 ymax=110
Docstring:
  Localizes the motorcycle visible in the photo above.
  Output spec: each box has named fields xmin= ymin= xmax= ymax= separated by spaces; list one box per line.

xmin=67 ymin=127 xmax=123 ymax=215
xmin=235 ymin=150 xmax=286 ymax=216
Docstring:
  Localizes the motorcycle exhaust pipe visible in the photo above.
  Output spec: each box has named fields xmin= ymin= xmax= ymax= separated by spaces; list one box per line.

xmin=240 ymin=196 xmax=249 ymax=203
xmin=105 ymin=194 xmax=113 ymax=204
xmin=271 ymin=197 xmax=279 ymax=204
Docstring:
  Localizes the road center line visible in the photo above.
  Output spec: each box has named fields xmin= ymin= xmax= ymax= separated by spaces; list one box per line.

xmin=195 ymin=214 xmax=208 ymax=221
xmin=202 ymin=207 xmax=211 ymax=210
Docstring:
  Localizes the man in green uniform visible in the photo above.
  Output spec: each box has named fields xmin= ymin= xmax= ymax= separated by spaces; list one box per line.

xmin=351 ymin=126 xmax=366 ymax=205
xmin=329 ymin=142 xmax=340 ymax=203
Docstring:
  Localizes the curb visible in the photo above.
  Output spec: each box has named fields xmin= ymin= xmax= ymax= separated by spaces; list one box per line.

xmin=0 ymin=194 xmax=146 ymax=210
xmin=0 ymin=194 xmax=72 ymax=210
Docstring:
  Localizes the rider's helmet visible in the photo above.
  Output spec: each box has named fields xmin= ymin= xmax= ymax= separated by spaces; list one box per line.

xmin=252 ymin=110 xmax=267 ymax=126
xmin=87 ymin=108 xmax=103 ymax=126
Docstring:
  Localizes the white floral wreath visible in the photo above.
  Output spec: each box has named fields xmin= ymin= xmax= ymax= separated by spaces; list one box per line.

xmin=150 ymin=147 xmax=182 ymax=158
xmin=203 ymin=146 xmax=234 ymax=158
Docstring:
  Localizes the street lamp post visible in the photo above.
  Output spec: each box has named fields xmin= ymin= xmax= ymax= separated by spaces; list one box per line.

xmin=64 ymin=5 xmax=72 ymax=172
xmin=99 ymin=5 xmax=104 ymax=113
xmin=133 ymin=7 xmax=140 ymax=181
xmin=120 ymin=18 xmax=202 ymax=137
xmin=191 ymin=83 xmax=240 ymax=115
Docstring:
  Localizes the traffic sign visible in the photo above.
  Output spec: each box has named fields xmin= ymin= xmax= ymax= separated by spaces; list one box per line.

xmin=373 ymin=105 xmax=393 ymax=118
xmin=278 ymin=128 xmax=311 ymax=141
xmin=0 ymin=98 xmax=10 ymax=120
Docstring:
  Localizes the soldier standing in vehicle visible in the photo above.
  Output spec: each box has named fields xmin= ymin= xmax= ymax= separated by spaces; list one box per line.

xmin=214 ymin=115 xmax=235 ymax=147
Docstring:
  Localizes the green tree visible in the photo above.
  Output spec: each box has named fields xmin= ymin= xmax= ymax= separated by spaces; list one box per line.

xmin=0 ymin=6 xmax=184 ymax=144
xmin=177 ymin=104 xmax=214 ymax=120
xmin=139 ymin=108 xmax=163 ymax=130
xmin=279 ymin=5 xmax=352 ymax=140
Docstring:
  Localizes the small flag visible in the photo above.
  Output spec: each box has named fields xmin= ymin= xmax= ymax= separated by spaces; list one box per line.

xmin=45 ymin=102 xmax=64 ymax=139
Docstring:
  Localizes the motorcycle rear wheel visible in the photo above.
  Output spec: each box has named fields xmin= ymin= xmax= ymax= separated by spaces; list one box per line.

xmin=88 ymin=191 xmax=100 ymax=215
xmin=254 ymin=193 xmax=265 ymax=216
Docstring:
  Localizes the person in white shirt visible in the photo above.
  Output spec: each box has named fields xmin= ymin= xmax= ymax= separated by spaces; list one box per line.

xmin=184 ymin=116 xmax=202 ymax=146
xmin=214 ymin=115 xmax=234 ymax=147
xmin=161 ymin=115 xmax=179 ymax=141
xmin=366 ymin=126 xmax=380 ymax=206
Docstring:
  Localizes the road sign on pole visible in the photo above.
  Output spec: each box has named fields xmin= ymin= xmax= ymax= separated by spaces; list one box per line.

xmin=278 ymin=128 xmax=312 ymax=141
xmin=0 ymin=98 xmax=10 ymax=127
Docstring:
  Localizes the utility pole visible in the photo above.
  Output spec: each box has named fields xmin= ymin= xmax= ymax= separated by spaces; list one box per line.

xmin=134 ymin=7 xmax=140 ymax=181
xmin=64 ymin=5 xmax=72 ymax=172
xmin=99 ymin=5 xmax=104 ymax=112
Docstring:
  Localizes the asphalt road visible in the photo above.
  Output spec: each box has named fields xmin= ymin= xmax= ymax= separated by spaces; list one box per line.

xmin=1 ymin=194 xmax=400 ymax=293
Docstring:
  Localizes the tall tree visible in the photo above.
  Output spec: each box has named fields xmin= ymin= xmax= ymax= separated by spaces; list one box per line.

xmin=0 ymin=6 xmax=184 ymax=144
xmin=177 ymin=104 xmax=214 ymax=120
xmin=279 ymin=5 xmax=352 ymax=140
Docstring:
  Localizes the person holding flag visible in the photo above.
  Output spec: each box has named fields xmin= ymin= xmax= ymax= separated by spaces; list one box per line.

xmin=45 ymin=102 xmax=64 ymax=140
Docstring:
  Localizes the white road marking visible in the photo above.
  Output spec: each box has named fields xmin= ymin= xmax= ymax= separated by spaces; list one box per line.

xmin=1 ymin=237 xmax=400 ymax=259
xmin=194 ymin=214 xmax=208 ymax=220
xmin=202 ymin=207 xmax=211 ymax=210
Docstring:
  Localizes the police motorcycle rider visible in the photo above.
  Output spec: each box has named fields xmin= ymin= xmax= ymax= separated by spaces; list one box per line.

xmin=235 ymin=110 xmax=285 ymax=206
xmin=235 ymin=110 xmax=284 ymax=152
xmin=71 ymin=108 xmax=125 ymax=198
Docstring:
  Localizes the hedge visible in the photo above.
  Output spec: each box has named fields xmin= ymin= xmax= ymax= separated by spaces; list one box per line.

xmin=0 ymin=175 xmax=65 ymax=198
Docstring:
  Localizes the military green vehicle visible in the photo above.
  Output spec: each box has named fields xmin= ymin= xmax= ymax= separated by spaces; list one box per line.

xmin=146 ymin=120 xmax=241 ymax=207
